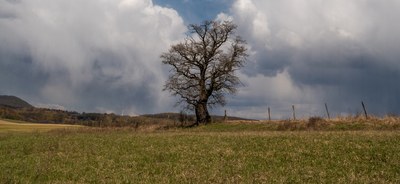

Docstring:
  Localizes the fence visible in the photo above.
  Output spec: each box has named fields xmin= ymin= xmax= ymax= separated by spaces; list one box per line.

xmin=223 ymin=101 xmax=371 ymax=121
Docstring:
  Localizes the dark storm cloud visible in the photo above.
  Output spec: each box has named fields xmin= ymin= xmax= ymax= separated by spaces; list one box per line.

xmin=289 ymin=49 xmax=400 ymax=115
xmin=0 ymin=0 xmax=186 ymax=115
xmin=0 ymin=52 xmax=47 ymax=101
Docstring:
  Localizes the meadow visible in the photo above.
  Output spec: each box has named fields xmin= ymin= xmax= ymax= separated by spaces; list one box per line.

xmin=1 ymin=118 xmax=400 ymax=183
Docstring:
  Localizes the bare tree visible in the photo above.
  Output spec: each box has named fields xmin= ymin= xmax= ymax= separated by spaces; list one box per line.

xmin=161 ymin=20 xmax=247 ymax=125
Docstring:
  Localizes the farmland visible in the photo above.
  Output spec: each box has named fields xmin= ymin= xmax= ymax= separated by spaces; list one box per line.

xmin=1 ymin=118 xmax=400 ymax=183
xmin=0 ymin=119 xmax=83 ymax=133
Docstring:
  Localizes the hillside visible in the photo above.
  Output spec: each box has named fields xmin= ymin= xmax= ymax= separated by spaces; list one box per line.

xmin=0 ymin=95 xmax=33 ymax=108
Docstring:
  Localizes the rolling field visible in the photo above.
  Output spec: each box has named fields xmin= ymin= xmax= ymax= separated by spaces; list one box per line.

xmin=0 ymin=119 xmax=83 ymax=133
xmin=0 ymin=120 xmax=399 ymax=183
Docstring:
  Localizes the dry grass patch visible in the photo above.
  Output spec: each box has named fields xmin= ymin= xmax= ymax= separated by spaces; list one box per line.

xmin=0 ymin=119 xmax=83 ymax=133
xmin=245 ymin=116 xmax=400 ymax=131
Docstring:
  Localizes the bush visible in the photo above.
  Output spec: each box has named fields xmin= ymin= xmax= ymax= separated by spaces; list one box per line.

xmin=307 ymin=116 xmax=327 ymax=130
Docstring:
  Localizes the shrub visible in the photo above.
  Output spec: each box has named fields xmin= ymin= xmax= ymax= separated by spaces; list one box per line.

xmin=307 ymin=116 xmax=327 ymax=130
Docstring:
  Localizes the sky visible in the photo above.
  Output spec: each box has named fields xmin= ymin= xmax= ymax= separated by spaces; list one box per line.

xmin=1 ymin=0 xmax=399 ymax=119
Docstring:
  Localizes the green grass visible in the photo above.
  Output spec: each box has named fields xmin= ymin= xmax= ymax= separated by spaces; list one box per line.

xmin=1 ymin=125 xmax=399 ymax=183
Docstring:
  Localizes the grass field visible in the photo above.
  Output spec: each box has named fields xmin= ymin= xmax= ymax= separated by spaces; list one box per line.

xmin=1 ymin=119 xmax=400 ymax=183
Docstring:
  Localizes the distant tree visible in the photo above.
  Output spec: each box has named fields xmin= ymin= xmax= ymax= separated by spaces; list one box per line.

xmin=161 ymin=20 xmax=248 ymax=125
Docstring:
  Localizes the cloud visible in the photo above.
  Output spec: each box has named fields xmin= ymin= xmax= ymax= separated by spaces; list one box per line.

xmin=2 ymin=0 xmax=399 ymax=119
xmin=221 ymin=0 xmax=400 ymax=118
xmin=0 ymin=0 xmax=186 ymax=114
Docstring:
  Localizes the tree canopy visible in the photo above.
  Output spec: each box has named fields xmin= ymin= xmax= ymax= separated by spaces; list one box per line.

xmin=161 ymin=20 xmax=247 ymax=124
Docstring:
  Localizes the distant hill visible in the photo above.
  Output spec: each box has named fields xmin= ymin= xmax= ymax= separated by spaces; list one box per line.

xmin=0 ymin=96 xmax=253 ymax=127
xmin=0 ymin=95 xmax=33 ymax=108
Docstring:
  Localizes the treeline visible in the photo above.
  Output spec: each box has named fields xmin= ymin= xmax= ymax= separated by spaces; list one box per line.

xmin=0 ymin=107 xmax=174 ymax=127
xmin=0 ymin=107 xmax=252 ymax=128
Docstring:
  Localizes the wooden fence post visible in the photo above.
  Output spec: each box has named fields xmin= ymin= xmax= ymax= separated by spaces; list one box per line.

xmin=325 ymin=103 xmax=330 ymax=120
xmin=292 ymin=105 xmax=296 ymax=121
xmin=361 ymin=101 xmax=368 ymax=119
xmin=268 ymin=107 xmax=271 ymax=121
xmin=224 ymin=110 xmax=227 ymax=121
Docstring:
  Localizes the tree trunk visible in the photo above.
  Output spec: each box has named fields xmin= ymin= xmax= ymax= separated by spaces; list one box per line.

xmin=195 ymin=102 xmax=211 ymax=125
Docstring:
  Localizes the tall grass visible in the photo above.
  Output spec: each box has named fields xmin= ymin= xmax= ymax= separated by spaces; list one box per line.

xmin=206 ymin=115 xmax=400 ymax=132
